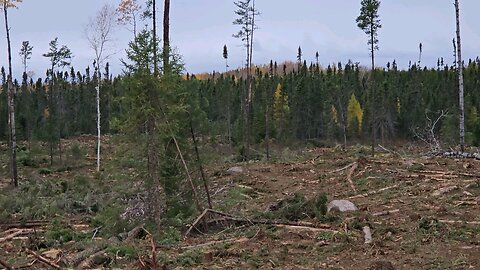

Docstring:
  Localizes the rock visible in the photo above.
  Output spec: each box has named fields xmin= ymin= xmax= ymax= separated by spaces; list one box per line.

xmin=327 ymin=200 xmax=358 ymax=213
xmin=227 ymin=166 xmax=243 ymax=174
xmin=369 ymin=261 xmax=395 ymax=270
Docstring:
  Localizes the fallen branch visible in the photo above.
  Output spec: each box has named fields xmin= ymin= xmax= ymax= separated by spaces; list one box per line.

xmin=378 ymin=144 xmax=403 ymax=158
xmin=346 ymin=162 xmax=358 ymax=193
xmin=438 ymin=219 xmax=480 ymax=225
xmin=184 ymin=209 xmax=333 ymax=238
xmin=181 ymin=237 xmax=250 ymax=249
xmin=0 ymin=258 xmax=14 ymax=270
xmin=330 ymin=162 xmax=356 ymax=174
xmin=348 ymin=184 xmax=400 ymax=199
xmin=274 ymin=224 xmax=338 ymax=233
xmin=26 ymin=248 xmax=63 ymax=269
xmin=372 ymin=209 xmax=400 ymax=217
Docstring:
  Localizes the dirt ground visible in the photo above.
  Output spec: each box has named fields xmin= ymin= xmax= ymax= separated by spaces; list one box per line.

xmin=1 ymin=138 xmax=479 ymax=269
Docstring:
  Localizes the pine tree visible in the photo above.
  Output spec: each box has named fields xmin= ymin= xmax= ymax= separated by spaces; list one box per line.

xmin=42 ymin=38 xmax=73 ymax=165
xmin=356 ymin=0 xmax=381 ymax=156
xmin=19 ymin=40 xmax=32 ymax=75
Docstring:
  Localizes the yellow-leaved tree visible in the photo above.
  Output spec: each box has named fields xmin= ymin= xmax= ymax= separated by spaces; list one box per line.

xmin=347 ymin=93 xmax=364 ymax=135
xmin=2 ymin=0 xmax=23 ymax=187
xmin=273 ymin=83 xmax=290 ymax=140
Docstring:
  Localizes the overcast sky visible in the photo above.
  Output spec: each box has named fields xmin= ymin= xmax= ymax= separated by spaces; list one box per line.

xmin=1 ymin=0 xmax=480 ymax=79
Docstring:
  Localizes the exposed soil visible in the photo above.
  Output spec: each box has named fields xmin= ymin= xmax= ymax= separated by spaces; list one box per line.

xmin=1 ymin=138 xmax=479 ymax=269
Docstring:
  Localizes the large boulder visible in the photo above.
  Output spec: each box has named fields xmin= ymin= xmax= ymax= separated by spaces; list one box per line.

xmin=327 ymin=199 xmax=358 ymax=213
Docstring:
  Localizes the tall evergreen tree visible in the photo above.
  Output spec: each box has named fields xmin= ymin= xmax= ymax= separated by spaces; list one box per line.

xmin=42 ymin=38 xmax=73 ymax=165
xmin=19 ymin=40 xmax=33 ymax=75
xmin=356 ymin=0 xmax=381 ymax=156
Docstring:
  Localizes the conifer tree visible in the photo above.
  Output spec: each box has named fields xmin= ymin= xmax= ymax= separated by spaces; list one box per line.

xmin=19 ymin=40 xmax=32 ymax=75
xmin=356 ymin=0 xmax=381 ymax=156
xmin=42 ymin=38 xmax=73 ymax=165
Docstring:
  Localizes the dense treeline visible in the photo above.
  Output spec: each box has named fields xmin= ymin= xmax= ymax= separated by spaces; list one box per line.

xmin=2 ymin=58 xmax=480 ymax=153
xmin=187 ymin=58 xmax=480 ymax=148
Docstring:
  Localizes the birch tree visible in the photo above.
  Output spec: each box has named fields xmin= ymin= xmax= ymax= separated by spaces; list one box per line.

xmin=85 ymin=4 xmax=117 ymax=172
xmin=2 ymin=0 xmax=22 ymax=187
xmin=117 ymin=0 xmax=142 ymax=40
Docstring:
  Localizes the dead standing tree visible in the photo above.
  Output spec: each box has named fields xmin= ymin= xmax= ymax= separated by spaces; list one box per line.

xmin=233 ymin=0 xmax=258 ymax=160
xmin=2 ymin=0 xmax=23 ymax=187
xmin=454 ymin=0 xmax=465 ymax=152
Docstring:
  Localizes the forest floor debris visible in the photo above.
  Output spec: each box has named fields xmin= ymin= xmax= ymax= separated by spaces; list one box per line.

xmin=0 ymin=137 xmax=479 ymax=269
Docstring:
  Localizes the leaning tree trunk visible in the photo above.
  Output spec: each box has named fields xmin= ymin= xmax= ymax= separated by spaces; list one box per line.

xmin=455 ymin=0 xmax=465 ymax=152
xmin=3 ymin=2 xmax=18 ymax=187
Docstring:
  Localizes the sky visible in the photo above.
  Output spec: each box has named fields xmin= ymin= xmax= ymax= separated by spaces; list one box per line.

xmin=1 ymin=0 xmax=480 ymax=79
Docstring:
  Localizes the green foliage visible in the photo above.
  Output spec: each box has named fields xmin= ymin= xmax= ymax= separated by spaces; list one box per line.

xmin=441 ymin=114 xmax=458 ymax=145
xmin=45 ymin=221 xmax=88 ymax=246
xmin=106 ymin=244 xmax=138 ymax=260
xmin=267 ymin=192 xmax=328 ymax=221
xmin=91 ymin=204 xmax=133 ymax=237
xmin=356 ymin=0 xmax=382 ymax=50
xmin=17 ymin=149 xmax=37 ymax=167
xmin=177 ymin=249 xmax=203 ymax=267
xmin=69 ymin=142 xmax=85 ymax=161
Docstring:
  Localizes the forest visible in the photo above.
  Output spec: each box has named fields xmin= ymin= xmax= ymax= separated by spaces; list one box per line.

xmin=0 ymin=0 xmax=479 ymax=269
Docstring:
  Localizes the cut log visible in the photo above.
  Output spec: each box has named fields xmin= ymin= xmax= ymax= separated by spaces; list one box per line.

xmin=363 ymin=226 xmax=372 ymax=244
xmin=372 ymin=209 xmax=400 ymax=217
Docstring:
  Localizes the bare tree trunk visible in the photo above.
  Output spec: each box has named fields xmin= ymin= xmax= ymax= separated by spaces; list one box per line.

xmin=370 ymin=30 xmax=376 ymax=157
xmin=96 ymin=68 xmax=101 ymax=172
xmin=3 ymin=2 xmax=18 ymax=187
xmin=189 ymin=118 xmax=212 ymax=209
xmin=163 ymin=0 xmax=170 ymax=73
xmin=265 ymin=104 xmax=270 ymax=160
xmin=152 ymin=0 xmax=158 ymax=76
xmin=455 ymin=0 xmax=465 ymax=152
